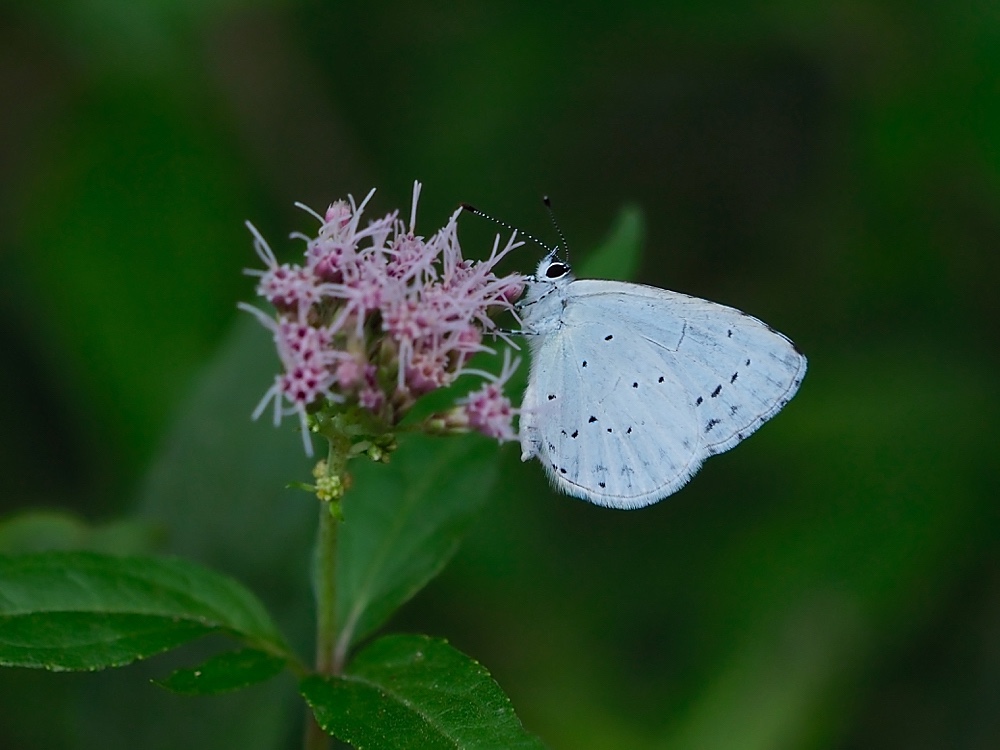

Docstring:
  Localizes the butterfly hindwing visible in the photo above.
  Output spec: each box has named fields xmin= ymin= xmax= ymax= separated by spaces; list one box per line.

xmin=521 ymin=311 xmax=705 ymax=508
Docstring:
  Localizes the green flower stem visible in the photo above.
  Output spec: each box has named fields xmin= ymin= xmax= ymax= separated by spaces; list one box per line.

xmin=314 ymin=499 xmax=340 ymax=676
xmin=305 ymin=439 xmax=347 ymax=750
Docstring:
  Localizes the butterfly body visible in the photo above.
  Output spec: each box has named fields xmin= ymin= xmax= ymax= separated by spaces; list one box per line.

xmin=517 ymin=253 xmax=806 ymax=509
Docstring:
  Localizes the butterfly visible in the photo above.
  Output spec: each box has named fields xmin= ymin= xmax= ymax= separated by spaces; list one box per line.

xmin=516 ymin=250 xmax=806 ymax=509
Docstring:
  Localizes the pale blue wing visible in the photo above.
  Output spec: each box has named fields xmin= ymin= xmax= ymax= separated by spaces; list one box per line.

xmin=519 ymin=279 xmax=806 ymax=508
xmin=520 ymin=315 xmax=705 ymax=509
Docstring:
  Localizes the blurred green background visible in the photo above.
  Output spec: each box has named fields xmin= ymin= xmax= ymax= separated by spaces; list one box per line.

xmin=2 ymin=1 xmax=999 ymax=748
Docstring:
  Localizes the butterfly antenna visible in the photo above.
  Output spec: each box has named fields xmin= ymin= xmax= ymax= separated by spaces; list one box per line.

xmin=542 ymin=196 xmax=570 ymax=262
xmin=459 ymin=203 xmax=554 ymax=253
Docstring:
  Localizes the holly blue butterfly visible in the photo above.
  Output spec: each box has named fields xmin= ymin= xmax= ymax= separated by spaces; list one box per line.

xmin=516 ymin=250 xmax=806 ymax=509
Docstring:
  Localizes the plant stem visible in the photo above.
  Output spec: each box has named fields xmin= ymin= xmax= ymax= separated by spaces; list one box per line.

xmin=314 ymin=500 xmax=340 ymax=676
xmin=304 ymin=456 xmax=343 ymax=750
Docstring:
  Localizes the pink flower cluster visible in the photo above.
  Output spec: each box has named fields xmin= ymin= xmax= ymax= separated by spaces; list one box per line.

xmin=240 ymin=183 xmax=524 ymax=454
xmin=454 ymin=349 xmax=520 ymax=442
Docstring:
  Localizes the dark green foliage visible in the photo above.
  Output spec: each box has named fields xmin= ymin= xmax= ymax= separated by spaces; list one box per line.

xmin=302 ymin=635 xmax=545 ymax=750
xmin=1 ymin=2 xmax=998 ymax=748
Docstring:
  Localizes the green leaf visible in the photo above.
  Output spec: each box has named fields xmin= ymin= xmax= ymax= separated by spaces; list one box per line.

xmin=135 ymin=317 xmax=316 ymax=641
xmin=156 ymin=648 xmax=287 ymax=695
xmin=127 ymin=318 xmax=322 ymax=750
xmin=0 ymin=612 xmax=210 ymax=672
xmin=0 ymin=552 xmax=292 ymax=671
xmin=577 ymin=205 xmax=644 ymax=282
xmin=336 ymin=434 xmax=501 ymax=652
xmin=302 ymin=635 xmax=545 ymax=750
xmin=0 ymin=510 xmax=160 ymax=555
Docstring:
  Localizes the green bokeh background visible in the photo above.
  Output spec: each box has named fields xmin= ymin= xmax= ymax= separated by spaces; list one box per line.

xmin=2 ymin=1 xmax=998 ymax=748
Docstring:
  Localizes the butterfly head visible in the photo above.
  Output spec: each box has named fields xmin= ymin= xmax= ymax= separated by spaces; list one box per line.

xmin=519 ymin=250 xmax=574 ymax=310
xmin=535 ymin=250 xmax=572 ymax=284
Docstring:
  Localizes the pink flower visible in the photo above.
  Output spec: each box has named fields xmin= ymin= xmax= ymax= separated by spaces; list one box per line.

xmin=241 ymin=182 xmax=524 ymax=455
xmin=453 ymin=349 xmax=521 ymax=442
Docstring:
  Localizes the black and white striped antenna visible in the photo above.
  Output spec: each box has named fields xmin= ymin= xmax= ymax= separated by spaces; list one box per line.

xmin=459 ymin=202 xmax=557 ymax=255
xmin=542 ymin=195 xmax=570 ymax=263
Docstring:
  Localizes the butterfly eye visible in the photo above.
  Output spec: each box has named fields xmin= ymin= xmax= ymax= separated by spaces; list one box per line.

xmin=545 ymin=262 xmax=569 ymax=279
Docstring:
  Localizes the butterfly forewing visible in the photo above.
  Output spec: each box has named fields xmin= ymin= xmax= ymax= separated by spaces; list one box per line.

xmin=521 ymin=307 xmax=705 ymax=508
